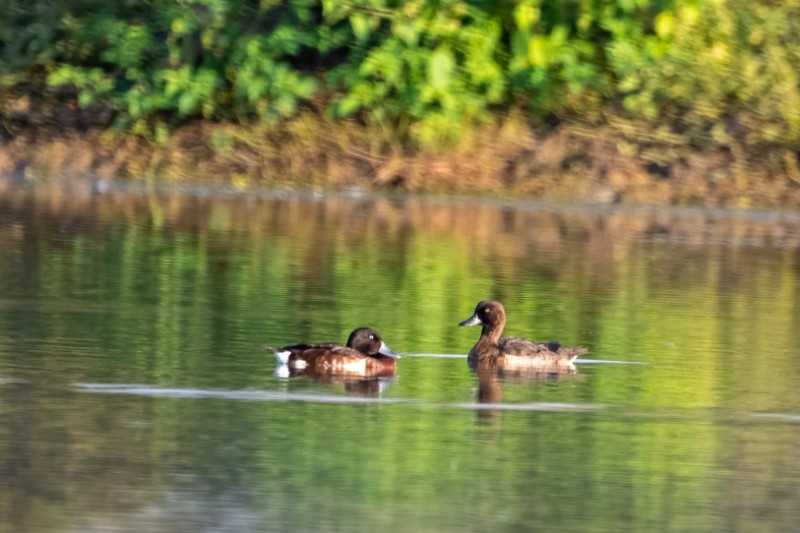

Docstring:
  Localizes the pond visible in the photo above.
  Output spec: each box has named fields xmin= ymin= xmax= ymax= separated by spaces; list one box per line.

xmin=1 ymin=183 xmax=799 ymax=532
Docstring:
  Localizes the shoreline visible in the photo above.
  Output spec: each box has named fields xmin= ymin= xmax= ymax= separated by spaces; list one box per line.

xmin=3 ymin=176 xmax=800 ymax=262
xmin=4 ymin=172 xmax=800 ymax=225
xmin=2 ymin=115 xmax=800 ymax=209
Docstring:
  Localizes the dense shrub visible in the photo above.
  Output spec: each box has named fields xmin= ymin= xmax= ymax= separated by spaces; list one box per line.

xmin=1 ymin=0 xmax=799 ymax=150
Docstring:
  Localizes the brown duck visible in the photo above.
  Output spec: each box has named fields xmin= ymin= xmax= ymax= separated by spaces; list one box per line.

xmin=459 ymin=300 xmax=586 ymax=368
xmin=268 ymin=327 xmax=400 ymax=378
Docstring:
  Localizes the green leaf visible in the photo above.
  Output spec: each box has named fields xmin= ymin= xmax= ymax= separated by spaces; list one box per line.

xmin=350 ymin=13 xmax=370 ymax=42
xmin=528 ymin=36 xmax=548 ymax=67
xmin=178 ymin=92 xmax=196 ymax=115
xmin=155 ymin=122 xmax=170 ymax=144
xmin=428 ymin=47 xmax=454 ymax=90
xmin=394 ymin=22 xmax=419 ymax=47
xmin=337 ymin=96 xmax=362 ymax=117
xmin=514 ymin=4 xmax=539 ymax=31
xmin=654 ymin=11 xmax=674 ymax=39
xmin=78 ymin=91 xmax=94 ymax=107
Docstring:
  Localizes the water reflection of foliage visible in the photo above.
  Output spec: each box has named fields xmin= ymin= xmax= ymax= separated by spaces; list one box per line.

xmin=1 ymin=190 xmax=799 ymax=404
xmin=1 ymin=185 xmax=800 ymax=530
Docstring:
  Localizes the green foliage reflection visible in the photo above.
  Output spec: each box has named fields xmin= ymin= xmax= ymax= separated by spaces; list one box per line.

xmin=1 ymin=193 xmax=800 ymax=530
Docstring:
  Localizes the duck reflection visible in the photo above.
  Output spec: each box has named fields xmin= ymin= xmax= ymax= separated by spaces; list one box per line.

xmin=471 ymin=360 xmax=579 ymax=423
xmin=344 ymin=377 xmax=396 ymax=397
xmin=274 ymin=364 xmax=398 ymax=397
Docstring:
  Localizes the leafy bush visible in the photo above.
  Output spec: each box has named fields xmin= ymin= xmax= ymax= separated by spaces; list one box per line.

xmin=1 ymin=0 xmax=799 ymax=151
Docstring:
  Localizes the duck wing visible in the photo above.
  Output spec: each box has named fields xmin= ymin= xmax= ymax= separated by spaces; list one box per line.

xmin=500 ymin=337 xmax=556 ymax=356
xmin=267 ymin=343 xmax=366 ymax=365
xmin=500 ymin=337 xmax=587 ymax=362
xmin=304 ymin=345 xmax=366 ymax=358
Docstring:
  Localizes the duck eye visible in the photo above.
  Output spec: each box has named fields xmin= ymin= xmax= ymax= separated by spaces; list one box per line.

xmin=369 ymin=335 xmax=375 ymax=340
xmin=483 ymin=307 xmax=491 ymax=314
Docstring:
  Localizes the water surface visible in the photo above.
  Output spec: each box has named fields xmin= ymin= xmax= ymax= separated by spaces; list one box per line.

xmin=1 ymin=185 xmax=799 ymax=531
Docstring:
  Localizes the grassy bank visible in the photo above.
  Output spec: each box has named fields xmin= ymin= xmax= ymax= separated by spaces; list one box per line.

xmin=2 ymin=107 xmax=800 ymax=207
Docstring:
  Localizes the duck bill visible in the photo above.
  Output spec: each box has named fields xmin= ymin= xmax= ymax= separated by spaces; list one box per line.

xmin=459 ymin=313 xmax=481 ymax=327
xmin=379 ymin=341 xmax=401 ymax=359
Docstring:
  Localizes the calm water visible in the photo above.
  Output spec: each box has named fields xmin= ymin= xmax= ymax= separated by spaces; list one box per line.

xmin=1 ymin=184 xmax=799 ymax=532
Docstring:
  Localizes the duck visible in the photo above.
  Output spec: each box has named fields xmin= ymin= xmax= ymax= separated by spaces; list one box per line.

xmin=458 ymin=300 xmax=586 ymax=368
xmin=267 ymin=327 xmax=400 ymax=377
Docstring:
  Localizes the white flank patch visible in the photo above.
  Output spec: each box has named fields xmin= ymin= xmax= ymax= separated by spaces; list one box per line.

xmin=343 ymin=359 xmax=368 ymax=374
xmin=503 ymin=354 xmax=574 ymax=369
xmin=290 ymin=359 xmax=308 ymax=370
xmin=273 ymin=350 xmax=292 ymax=365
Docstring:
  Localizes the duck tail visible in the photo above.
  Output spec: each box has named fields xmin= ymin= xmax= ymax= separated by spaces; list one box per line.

xmin=265 ymin=345 xmax=292 ymax=365
xmin=569 ymin=347 xmax=589 ymax=363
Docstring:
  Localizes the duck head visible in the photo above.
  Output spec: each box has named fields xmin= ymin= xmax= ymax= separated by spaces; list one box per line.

xmin=458 ymin=300 xmax=507 ymax=332
xmin=346 ymin=327 xmax=401 ymax=358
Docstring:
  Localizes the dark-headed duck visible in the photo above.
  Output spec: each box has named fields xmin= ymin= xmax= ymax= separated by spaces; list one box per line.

xmin=459 ymin=300 xmax=586 ymax=368
xmin=268 ymin=327 xmax=400 ymax=377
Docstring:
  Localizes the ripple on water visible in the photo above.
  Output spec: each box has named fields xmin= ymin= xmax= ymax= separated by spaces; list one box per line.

xmin=73 ymin=383 xmax=603 ymax=412
xmin=752 ymin=413 xmax=800 ymax=422
xmin=406 ymin=354 xmax=648 ymax=364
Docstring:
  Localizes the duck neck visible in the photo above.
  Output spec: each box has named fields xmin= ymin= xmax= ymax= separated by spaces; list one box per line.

xmin=480 ymin=320 xmax=504 ymax=344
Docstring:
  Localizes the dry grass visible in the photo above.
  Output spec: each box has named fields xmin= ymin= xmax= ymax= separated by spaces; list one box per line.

xmin=2 ymin=111 xmax=800 ymax=207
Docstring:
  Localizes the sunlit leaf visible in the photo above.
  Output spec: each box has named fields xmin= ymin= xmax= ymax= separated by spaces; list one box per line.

xmin=394 ymin=22 xmax=419 ymax=47
xmin=428 ymin=47 xmax=454 ymax=90
xmin=514 ymin=4 xmax=539 ymax=30
xmin=170 ymin=18 xmax=186 ymax=35
xmin=654 ymin=11 xmax=674 ymax=39
xmin=528 ymin=36 xmax=547 ymax=67
xmin=350 ymin=13 xmax=370 ymax=42
xmin=178 ymin=92 xmax=196 ymax=115
xmin=337 ymin=96 xmax=362 ymax=116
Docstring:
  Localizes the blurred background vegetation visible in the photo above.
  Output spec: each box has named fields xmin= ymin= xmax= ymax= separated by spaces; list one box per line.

xmin=1 ymin=0 xmax=800 ymax=204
